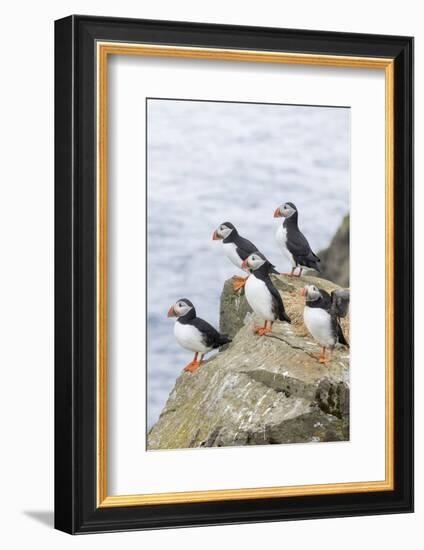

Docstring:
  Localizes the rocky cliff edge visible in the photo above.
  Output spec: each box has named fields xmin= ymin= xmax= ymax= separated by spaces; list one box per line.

xmin=147 ymin=274 xmax=349 ymax=450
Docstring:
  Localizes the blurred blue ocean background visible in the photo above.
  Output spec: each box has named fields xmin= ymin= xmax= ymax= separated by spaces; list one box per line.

xmin=147 ymin=99 xmax=350 ymax=428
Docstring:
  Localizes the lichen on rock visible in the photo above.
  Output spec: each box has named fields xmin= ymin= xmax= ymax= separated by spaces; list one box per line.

xmin=147 ymin=273 xmax=350 ymax=450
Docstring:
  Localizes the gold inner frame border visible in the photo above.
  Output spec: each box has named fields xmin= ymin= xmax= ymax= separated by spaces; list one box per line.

xmin=96 ymin=42 xmax=394 ymax=508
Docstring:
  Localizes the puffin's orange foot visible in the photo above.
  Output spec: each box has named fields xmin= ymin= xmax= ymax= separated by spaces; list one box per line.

xmin=317 ymin=348 xmax=329 ymax=363
xmin=183 ymin=360 xmax=199 ymax=373
xmin=280 ymin=272 xmax=294 ymax=277
xmin=309 ymin=352 xmax=327 ymax=364
xmin=254 ymin=325 xmax=268 ymax=336
xmin=232 ymin=276 xmax=247 ymax=291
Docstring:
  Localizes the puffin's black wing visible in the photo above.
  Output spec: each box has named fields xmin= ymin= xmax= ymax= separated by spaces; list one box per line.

xmin=191 ymin=317 xmax=231 ymax=348
xmin=235 ymin=235 xmax=278 ymax=273
xmin=234 ymin=235 xmax=257 ymax=259
xmin=336 ymin=320 xmax=349 ymax=347
xmin=317 ymin=288 xmax=332 ymax=313
xmin=267 ymin=264 xmax=280 ymax=275
xmin=330 ymin=290 xmax=349 ymax=346
xmin=331 ymin=289 xmax=350 ymax=318
xmin=265 ymin=278 xmax=291 ymax=323
xmin=286 ymin=229 xmax=320 ymax=269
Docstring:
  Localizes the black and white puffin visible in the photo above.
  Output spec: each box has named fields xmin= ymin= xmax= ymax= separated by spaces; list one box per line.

xmin=273 ymin=202 xmax=320 ymax=277
xmin=241 ymin=252 xmax=291 ymax=335
xmin=212 ymin=221 xmax=278 ymax=290
xmin=301 ymin=285 xmax=349 ymax=363
xmin=167 ymin=298 xmax=231 ymax=372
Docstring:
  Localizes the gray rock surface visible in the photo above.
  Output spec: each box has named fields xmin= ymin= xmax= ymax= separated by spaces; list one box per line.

xmin=148 ymin=274 xmax=349 ymax=450
xmin=318 ymin=215 xmax=350 ymax=287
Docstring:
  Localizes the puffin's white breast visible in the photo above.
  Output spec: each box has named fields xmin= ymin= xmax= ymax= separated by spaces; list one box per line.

xmin=275 ymin=224 xmax=295 ymax=266
xmin=222 ymin=241 xmax=243 ymax=269
xmin=303 ymin=306 xmax=335 ymax=347
xmin=245 ymin=275 xmax=275 ymax=321
xmin=174 ymin=322 xmax=211 ymax=353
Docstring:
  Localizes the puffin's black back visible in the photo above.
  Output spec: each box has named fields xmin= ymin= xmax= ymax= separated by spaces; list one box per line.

xmin=253 ymin=264 xmax=291 ymax=323
xmin=306 ymin=288 xmax=348 ymax=346
xmin=223 ymin=225 xmax=278 ymax=273
xmin=305 ymin=289 xmax=332 ymax=312
xmin=177 ymin=301 xmax=232 ymax=348
xmin=191 ymin=317 xmax=232 ymax=348
xmin=283 ymin=209 xmax=320 ymax=270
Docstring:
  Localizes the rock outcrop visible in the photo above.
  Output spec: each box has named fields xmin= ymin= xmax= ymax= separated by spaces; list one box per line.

xmin=318 ymin=215 xmax=350 ymax=287
xmin=148 ymin=274 xmax=349 ymax=450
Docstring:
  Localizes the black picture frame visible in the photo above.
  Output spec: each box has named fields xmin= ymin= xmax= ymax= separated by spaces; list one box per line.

xmin=55 ymin=15 xmax=414 ymax=534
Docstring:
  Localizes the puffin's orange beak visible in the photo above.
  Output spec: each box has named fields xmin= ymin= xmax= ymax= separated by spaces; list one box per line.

xmin=241 ymin=259 xmax=248 ymax=270
xmin=167 ymin=305 xmax=176 ymax=317
xmin=300 ymin=288 xmax=307 ymax=297
xmin=212 ymin=230 xmax=220 ymax=240
xmin=273 ymin=207 xmax=282 ymax=218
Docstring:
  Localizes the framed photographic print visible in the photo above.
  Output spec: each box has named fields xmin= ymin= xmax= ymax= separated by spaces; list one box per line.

xmin=54 ymin=15 xmax=414 ymax=534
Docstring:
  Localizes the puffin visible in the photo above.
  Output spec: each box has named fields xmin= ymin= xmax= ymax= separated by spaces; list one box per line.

xmin=241 ymin=252 xmax=291 ymax=335
xmin=167 ymin=298 xmax=231 ymax=372
xmin=301 ymin=284 xmax=349 ymax=363
xmin=273 ymin=202 xmax=320 ymax=277
xmin=212 ymin=221 xmax=278 ymax=290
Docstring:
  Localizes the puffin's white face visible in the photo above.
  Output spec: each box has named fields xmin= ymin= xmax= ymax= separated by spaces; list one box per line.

xmin=243 ymin=253 xmax=266 ymax=271
xmin=302 ymin=285 xmax=321 ymax=301
xmin=274 ymin=203 xmax=297 ymax=218
xmin=167 ymin=300 xmax=193 ymax=318
xmin=213 ymin=223 xmax=233 ymax=240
